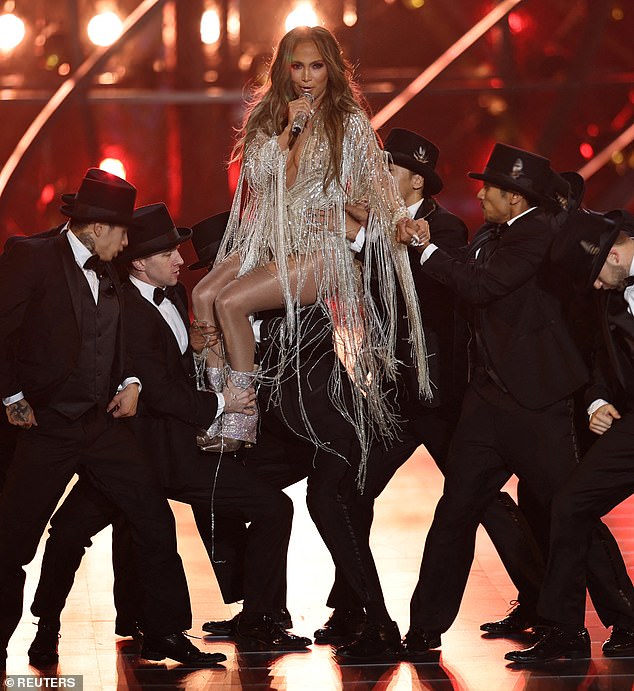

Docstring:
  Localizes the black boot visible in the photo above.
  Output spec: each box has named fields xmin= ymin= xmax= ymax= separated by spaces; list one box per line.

xmin=236 ymin=614 xmax=311 ymax=651
xmin=314 ymin=608 xmax=366 ymax=645
xmin=480 ymin=601 xmax=537 ymax=635
xmin=140 ymin=632 xmax=226 ymax=667
xmin=335 ymin=621 xmax=402 ymax=663
xmin=504 ymin=626 xmax=590 ymax=664
xmin=28 ymin=620 xmax=60 ymax=666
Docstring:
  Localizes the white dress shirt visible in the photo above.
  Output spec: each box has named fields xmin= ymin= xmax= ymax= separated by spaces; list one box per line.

xmin=3 ymin=229 xmax=140 ymax=406
xmin=128 ymin=275 xmax=224 ymax=421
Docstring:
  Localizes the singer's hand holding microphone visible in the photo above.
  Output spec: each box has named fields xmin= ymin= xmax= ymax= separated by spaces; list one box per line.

xmin=288 ymin=92 xmax=315 ymax=137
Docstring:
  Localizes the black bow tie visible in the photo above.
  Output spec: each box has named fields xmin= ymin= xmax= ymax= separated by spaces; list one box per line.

xmin=83 ymin=255 xmax=107 ymax=277
xmin=625 ymin=276 xmax=634 ymax=288
xmin=153 ymin=285 xmax=178 ymax=305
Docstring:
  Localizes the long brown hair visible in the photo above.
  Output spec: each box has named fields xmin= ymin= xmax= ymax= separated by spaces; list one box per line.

xmin=232 ymin=26 xmax=366 ymax=187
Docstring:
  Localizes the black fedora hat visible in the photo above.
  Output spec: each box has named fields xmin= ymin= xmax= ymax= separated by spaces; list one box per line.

xmin=384 ymin=128 xmax=443 ymax=196
xmin=469 ymin=143 xmax=552 ymax=206
xmin=547 ymin=170 xmax=586 ymax=214
xmin=551 ymin=208 xmax=632 ymax=287
xmin=118 ymin=203 xmax=192 ymax=263
xmin=188 ymin=211 xmax=230 ymax=270
xmin=60 ymin=168 xmax=137 ymax=226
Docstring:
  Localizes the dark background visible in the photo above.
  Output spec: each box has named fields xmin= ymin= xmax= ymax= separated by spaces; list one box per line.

xmin=0 ymin=0 xmax=632 ymax=290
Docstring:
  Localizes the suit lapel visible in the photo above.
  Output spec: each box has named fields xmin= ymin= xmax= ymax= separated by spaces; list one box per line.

xmin=56 ymin=233 xmax=83 ymax=332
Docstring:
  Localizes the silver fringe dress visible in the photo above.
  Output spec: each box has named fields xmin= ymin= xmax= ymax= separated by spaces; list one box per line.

xmin=217 ymin=108 xmax=431 ymax=485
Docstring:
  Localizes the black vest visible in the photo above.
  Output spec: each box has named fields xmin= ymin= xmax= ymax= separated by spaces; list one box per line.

xmin=48 ymin=271 xmax=119 ymax=419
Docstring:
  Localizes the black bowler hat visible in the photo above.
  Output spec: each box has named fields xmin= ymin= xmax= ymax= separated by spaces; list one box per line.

xmin=552 ymin=208 xmax=633 ymax=287
xmin=469 ymin=143 xmax=552 ymax=206
xmin=188 ymin=211 xmax=230 ymax=270
xmin=60 ymin=168 xmax=137 ymax=226
xmin=118 ymin=203 xmax=192 ymax=262
xmin=384 ymin=128 xmax=443 ymax=196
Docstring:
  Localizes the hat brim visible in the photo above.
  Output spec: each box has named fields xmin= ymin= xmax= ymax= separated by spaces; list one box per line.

xmin=588 ymin=211 xmax=623 ymax=286
xmin=60 ymin=200 xmax=138 ymax=227
xmin=468 ymin=171 xmax=549 ymax=206
xmin=118 ymin=227 xmax=193 ymax=263
xmin=388 ymin=152 xmax=443 ymax=196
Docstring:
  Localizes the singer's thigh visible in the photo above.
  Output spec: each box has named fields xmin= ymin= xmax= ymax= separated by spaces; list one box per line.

xmin=224 ymin=253 xmax=324 ymax=315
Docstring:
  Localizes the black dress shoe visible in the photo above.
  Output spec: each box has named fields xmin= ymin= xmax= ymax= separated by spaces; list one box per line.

xmin=236 ymin=614 xmax=311 ymax=651
xmin=480 ymin=602 xmax=537 ymax=635
xmin=140 ymin=632 xmax=226 ymax=667
xmin=504 ymin=626 xmax=590 ymax=664
xmin=115 ymin=623 xmax=143 ymax=642
xmin=335 ymin=621 xmax=402 ymax=663
xmin=401 ymin=627 xmax=441 ymax=660
xmin=202 ymin=613 xmax=240 ymax=638
xmin=602 ymin=626 xmax=634 ymax=656
xmin=28 ymin=622 xmax=60 ymax=666
xmin=203 ymin=608 xmax=292 ymax=638
xmin=314 ymin=608 xmax=366 ymax=645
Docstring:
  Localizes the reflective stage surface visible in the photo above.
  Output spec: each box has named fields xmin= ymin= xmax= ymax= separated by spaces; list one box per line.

xmin=5 ymin=446 xmax=634 ymax=689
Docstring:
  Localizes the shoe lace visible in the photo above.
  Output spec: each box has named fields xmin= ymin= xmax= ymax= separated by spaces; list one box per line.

xmin=507 ymin=599 xmax=521 ymax=613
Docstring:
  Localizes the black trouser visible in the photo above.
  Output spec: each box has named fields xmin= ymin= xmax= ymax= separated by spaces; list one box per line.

xmin=216 ymin=411 xmax=391 ymax=616
xmin=0 ymin=407 xmax=191 ymax=647
xmin=30 ymin=448 xmax=294 ymax=628
xmin=409 ymin=385 xmax=634 ymax=633
xmin=326 ymin=404 xmax=544 ymax=612
xmin=538 ymin=409 xmax=634 ymax=630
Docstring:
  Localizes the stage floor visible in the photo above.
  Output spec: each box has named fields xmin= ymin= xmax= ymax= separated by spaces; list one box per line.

xmin=5 ymin=445 xmax=634 ymax=690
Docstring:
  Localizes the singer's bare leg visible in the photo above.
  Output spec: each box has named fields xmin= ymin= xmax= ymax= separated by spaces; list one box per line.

xmin=191 ymin=253 xmax=242 ymax=368
xmin=214 ymin=254 xmax=323 ymax=373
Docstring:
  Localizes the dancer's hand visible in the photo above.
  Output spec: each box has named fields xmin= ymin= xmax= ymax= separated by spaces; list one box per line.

xmin=107 ymin=383 xmax=140 ymax=418
xmin=397 ymin=218 xmax=430 ymax=250
xmin=6 ymin=398 xmax=37 ymax=428
xmin=589 ymin=403 xmax=621 ymax=435
xmin=223 ymin=380 xmax=257 ymax=415
xmin=190 ymin=321 xmax=220 ymax=354
xmin=346 ymin=201 xmax=369 ymax=225
xmin=345 ymin=203 xmax=369 ymax=242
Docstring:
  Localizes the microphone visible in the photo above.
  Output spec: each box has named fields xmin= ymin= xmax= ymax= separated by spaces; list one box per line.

xmin=290 ymin=92 xmax=314 ymax=137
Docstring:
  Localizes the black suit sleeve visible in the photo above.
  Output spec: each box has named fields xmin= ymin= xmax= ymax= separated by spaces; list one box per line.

xmin=124 ymin=295 xmax=218 ymax=428
xmin=423 ymin=214 xmax=554 ymax=306
xmin=0 ymin=240 xmax=40 ymax=398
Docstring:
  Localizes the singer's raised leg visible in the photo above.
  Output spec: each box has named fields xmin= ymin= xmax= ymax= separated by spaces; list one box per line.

xmin=191 ymin=253 xmax=242 ymax=368
xmin=214 ymin=253 xmax=323 ymax=373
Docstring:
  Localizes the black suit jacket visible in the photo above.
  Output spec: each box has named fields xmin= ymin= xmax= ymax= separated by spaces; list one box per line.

xmin=0 ymin=231 xmax=128 ymax=405
xmin=585 ymin=290 xmax=634 ymax=409
xmin=422 ymin=209 xmax=588 ymax=409
xmin=121 ymin=280 xmax=219 ymax=491
xmin=401 ymin=199 xmax=468 ymax=410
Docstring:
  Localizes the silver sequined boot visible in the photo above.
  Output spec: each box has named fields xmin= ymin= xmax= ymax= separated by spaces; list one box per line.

xmin=220 ymin=368 xmax=259 ymax=445
xmin=196 ymin=366 xmax=227 ymax=451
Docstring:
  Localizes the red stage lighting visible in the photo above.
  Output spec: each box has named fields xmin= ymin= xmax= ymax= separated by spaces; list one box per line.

xmin=579 ymin=142 xmax=594 ymax=160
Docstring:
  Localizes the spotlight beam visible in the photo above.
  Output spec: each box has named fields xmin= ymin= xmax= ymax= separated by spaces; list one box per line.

xmin=370 ymin=0 xmax=525 ymax=129
xmin=577 ymin=120 xmax=634 ymax=181
xmin=0 ymin=0 xmax=167 ymax=202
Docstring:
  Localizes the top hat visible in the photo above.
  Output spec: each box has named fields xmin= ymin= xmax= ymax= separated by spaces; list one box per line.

xmin=118 ymin=203 xmax=192 ymax=263
xmin=384 ymin=128 xmax=443 ymax=196
xmin=551 ymin=208 xmax=634 ymax=287
xmin=468 ymin=143 xmax=553 ymax=205
xmin=60 ymin=168 xmax=137 ymax=226
xmin=188 ymin=211 xmax=230 ymax=270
